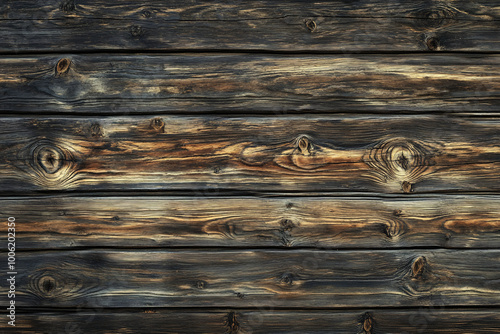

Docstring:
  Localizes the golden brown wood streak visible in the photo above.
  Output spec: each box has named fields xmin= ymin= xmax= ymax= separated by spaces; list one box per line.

xmin=0 ymin=0 xmax=499 ymax=52
xmin=1 ymin=249 xmax=499 ymax=308
xmin=1 ymin=115 xmax=500 ymax=193
xmin=6 ymin=196 xmax=500 ymax=249
xmin=0 ymin=54 xmax=498 ymax=113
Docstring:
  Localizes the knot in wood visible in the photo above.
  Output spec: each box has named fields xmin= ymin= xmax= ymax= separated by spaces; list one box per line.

xmin=412 ymin=5 xmax=457 ymax=30
xmin=364 ymin=137 xmax=437 ymax=192
xmin=130 ymin=25 xmax=144 ymax=37
xmin=401 ymin=181 xmax=413 ymax=193
xmin=24 ymin=139 xmax=79 ymax=189
xmin=29 ymin=269 xmax=65 ymax=299
xmin=196 ymin=280 xmax=206 ymax=289
xmin=305 ymin=19 xmax=317 ymax=32
xmin=55 ymin=58 xmax=71 ymax=75
xmin=59 ymin=0 xmax=75 ymax=12
xmin=35 ymin=144 xmax=64 ymax=174
xmin=89 ymin=123 xmax=103 ymax=138
xmin=279 ymin=273 xmax=294 ymax=286
xmin=225 ymin=311 xmax=239 ymax=333
xmin=383 ymin=217 xmax=407 ymax=239
xmin=40 ymin=275 xmax=57 ymax=296
xmin=362 ymin=312 xmax=373 ymax=334
xmin=295 ymin=135 xmax=312 ymax=155
xmin=150 ymin=117 xmax=165 ymax=133
xmin=280 ymin=219 xmax=295 ymax=231
xmin=412 ymin=256 xmax=427 ymax=278
xmin=426 ymin=36 xmax=441 ymax=51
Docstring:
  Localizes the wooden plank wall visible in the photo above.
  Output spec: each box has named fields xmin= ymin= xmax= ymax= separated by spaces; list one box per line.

xmin=0 ymin=0 xmax=499 ymax=333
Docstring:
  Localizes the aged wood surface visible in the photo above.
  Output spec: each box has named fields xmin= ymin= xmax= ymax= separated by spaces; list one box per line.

xmin=0 ymin=54 xmax=498 ymax=114
xmin=0 ymin=0 xmax=499 ymax=53
xmin=1 ymin=249 xmax=499 ymax=308
xmin=2 ymin=309 xmax=500 ymax=333
xmin=1 ymin=115 xmax=500 ymax=193
xmin=6 ymin=196 xmax=500 ymax=249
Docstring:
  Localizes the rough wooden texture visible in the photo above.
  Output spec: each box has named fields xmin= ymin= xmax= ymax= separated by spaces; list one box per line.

xmin=2 ymin=309 xmax=500 ymax=333
xmin=1 ymin=249 xmax=499 ymax=308
xmin=6 ymin=196 xmax=500 ymax=249
xmin=1 ymin=115 xmax=500 ymax=193
xmin=1 ymin=0 xmax=499 ymax=53
xmin=0 ymin=54 xmax=498 ymax=114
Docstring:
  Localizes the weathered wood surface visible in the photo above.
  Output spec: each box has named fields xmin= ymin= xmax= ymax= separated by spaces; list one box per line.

xmin=1 ymin=0 xmax=499 ymax=53
xmin=2 ymin=115 xmax=500 ymax=193
xmin=2 ymin=309 xmax=500 ymax=333
xmin=7 ymin=196 xmax=500 ymax=249
xmin=0 ymin=55 xmax=498 ymax=114
xmin=1 ymin=249 xmax=499 ymax=308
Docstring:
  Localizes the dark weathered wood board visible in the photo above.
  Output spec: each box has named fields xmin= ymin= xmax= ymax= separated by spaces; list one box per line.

xmin=7 ymin=196 xmax=500 ymax=249
xmin=0 ymin=54 xmax=498 ymax=114
xmin=1 ymin=249 xmax=499 ymax=308
xmin=2 ymin=115 xmax=500 ymax=193
xmin=2 ymin=309 xmax=500 ymax=333
xmin=3 ymin=0 xmax=499 ymax=332
xmin=1 ymin=0 xmax=499 ymax=53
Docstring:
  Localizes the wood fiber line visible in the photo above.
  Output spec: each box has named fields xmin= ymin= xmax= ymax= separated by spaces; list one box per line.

xmin=0 ymin=0 xmax=499 ymax=52
xmin=5 ymin=196 xmax=500 ymax=249
xmin=0 ymin=54 xmax=498 ymax=113
xmin=0 ymin=249 xmax=499 ymax=308
xmin=1 ymin=116 xmax=500 ymax=193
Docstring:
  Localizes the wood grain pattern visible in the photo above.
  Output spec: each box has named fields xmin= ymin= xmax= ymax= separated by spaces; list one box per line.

xmin=1 ymin=115 xmax=500 ymax=193
xmin=7 ymin=196 xmax=500 ymax=249
xmin=0 ymin=54 xmax=498 ymax=113
xmin=3 ymin=309 xmax=500 ymax=333
xmin=1 ymin=0 xmax=499 ymax=52
xmin=1 ymin=249 xmax=499 ymax=308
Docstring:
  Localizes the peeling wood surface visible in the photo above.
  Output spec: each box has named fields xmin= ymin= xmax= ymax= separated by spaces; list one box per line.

xmin=6 ymin=196 xmax=500 ymax=249
xmin=0 ymin=0 xmax=499 ymax=53
xmin=1 ymin=115 xmax=500 ymax=193
xmin=2 ymin=309 xmax=500 ymax=333
xmin=1 ymin=249 xmax=499 ymax=308
xmin=0 ymin=54 xmax=498 ymax=114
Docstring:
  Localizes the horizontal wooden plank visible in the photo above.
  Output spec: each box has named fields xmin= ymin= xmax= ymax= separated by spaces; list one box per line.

xmin=1 ymin=249 xmax=499 ymax=308
xmin=1 ymin=115 xmax=500 ymax=193
xmin=1 ymin=0 xmax=499 ymax=52
xmin=3 ymin=309 xmax=500 ymax=333
xmin=6 ymin=196 xmax=500 ymax=249
xmin=0 ymin=54 xmax=498 ymax=113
